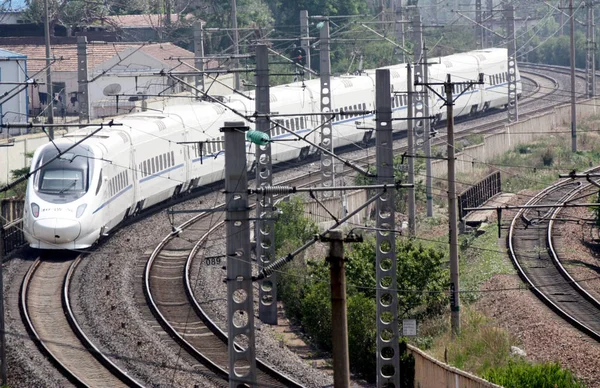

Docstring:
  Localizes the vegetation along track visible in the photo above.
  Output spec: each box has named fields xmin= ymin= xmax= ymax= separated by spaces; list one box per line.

xmin=509 ymin=174 xmax=600 ymax=341
xmin=143 ymin=176 xmax=318 ymax=387
xmin=20 ymin=254 xmax=144 ymax=387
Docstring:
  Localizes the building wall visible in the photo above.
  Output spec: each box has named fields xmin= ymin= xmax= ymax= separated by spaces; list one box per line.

xmin=0 ymin=57 xmax=28 ymax=134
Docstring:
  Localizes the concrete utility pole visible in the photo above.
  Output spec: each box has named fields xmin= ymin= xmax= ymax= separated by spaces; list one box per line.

xmin=375 ymin=69 xmax=400 ymax=388
xmin=255 ymin=45 xmax=277 ymax=325
xmin=77 ymin=36 xmax=89 ymax=124
xmin=0 ymin=229 xmax=6 ymax=385
xmin=300 ymin=10 xmax=312 ymax=80
xmin=231 ymin=0 xmax=241 ymax=90
xmin=44 ymin=0 xmax=54 ymax=133
xmin=476 ymin=0 xmax=483 ymax=49
xmin=223 ymin=121 xmax=256 ymax=387
xmin=395 ymin=0 xmax=405 ymax=63
xmin=586 ymin=0 xmax=596 ymax=98
xmin=410 ymin=11 xmax=433 ymax=217
xmin=406 ymin=63 xmax=416 ymax=235
xmin=194 ymin=21 xmax=205 ymax=95
xmin=445 ymin=74 xmax=460 ymax=336
xmin=319 ymin=20 xmax=335 ymax=197
xmin=505 ymin=3 xmax=518 ymax=123
xmin=570 ymin=0 xmax=577 ymax=152
xmin=322 ymin=229 xmax=353 ymax=388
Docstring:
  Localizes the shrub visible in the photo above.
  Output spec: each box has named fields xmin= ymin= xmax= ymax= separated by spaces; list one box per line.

xmin=482 ymin=360 xmax=585 ymax=388
xmin=516 ymin=144 xmax=530 ymax=154
xmin=541 ymin=147 xmax=554 ymax=166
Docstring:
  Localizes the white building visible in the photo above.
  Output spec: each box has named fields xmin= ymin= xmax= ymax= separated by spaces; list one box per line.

xmin=0 ymin=48 xmax=28 ymax=135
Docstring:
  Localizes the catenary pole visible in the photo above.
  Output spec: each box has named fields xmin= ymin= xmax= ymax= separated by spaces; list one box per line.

xmin=255 ymin=44 xmax=277 ymax=324
xmin=223 ymin=121 xmax=256 ymax=387
xmin=406 ymin=63 xmax=416 ymax=235
xmin=320 ymin=20 xmax=335 ymax=197
xmin=194 ymin=21 xmax=205 ymax=95
xmin=570 ymin=0 xmax=577 ymax=151
xmin=445 ymin=74 xmax=461 ymax=336
xmin=324 ymin=229 xmax=351 ymax=388
xmin=77 ymin=36 xmax=89 ymax=124
xmin=300 ymin=10 xmax=312 ymax=80
xmin=375 ymin=69 xmax=400 ymax=387
xmin=44 ymin=0 xmax=54 ymax=134
xmin=231 ymin=0 xmax=241 ymax=90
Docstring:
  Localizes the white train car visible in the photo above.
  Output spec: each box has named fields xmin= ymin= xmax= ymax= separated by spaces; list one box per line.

xmin=23 ymin=47 xmax=521 ymax=249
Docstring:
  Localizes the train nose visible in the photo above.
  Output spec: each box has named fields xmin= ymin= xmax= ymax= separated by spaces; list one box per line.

xmin=32 ymin=218 xmax=82 ymax=245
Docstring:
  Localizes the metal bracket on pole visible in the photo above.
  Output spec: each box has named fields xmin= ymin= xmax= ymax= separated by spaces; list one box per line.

xmin=223 ymin=121 xmax=256 ymax=387
xmin=255 ymin=44 xmax=277 ymax=325
xmin=586 ymin=0 xmax=596 ymax=98
xmin=77 ymin=36 xmax=89 ymax=124
xmin=194 ymin=21 xmax=205 ymax=95
xmin=505 ymin=4 xmax=518 ymax=123
xmin=375 ymin=69 xmax=399 ymax=388
xmin=320 ymin=20 xmax=335 ymax=198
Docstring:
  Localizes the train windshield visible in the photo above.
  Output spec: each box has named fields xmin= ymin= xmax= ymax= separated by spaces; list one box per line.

xmin=34 ymin=144 xmax=93 ymax=203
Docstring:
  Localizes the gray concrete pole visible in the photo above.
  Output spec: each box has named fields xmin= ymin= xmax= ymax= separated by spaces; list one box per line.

xmin=570 ymin=0 xmax=577 ymax=152
xmin=231 ymin=0 xmax=240 ymax=90
xmin=320 ymin=21 xmax=334 ymax=198
xmin=0 ymin=227 xmax=6 ymax=385
xmin=326 ymin=229 xmax=350 ymax=388
xmin=445 ymin=74 xmax=460 ymax=336
xmin=406 ymin=64 xmax=415 ymax=235
xmin=194 ymin=21 xmax=205 ymax=95
xmin=476 ymin=0 xmax=483 ymax=49
xmin=423 ymin=47 xmax=434 ymax=217
xmin=77 ymin=36 xmax=89 ymax=124
xmin=375 ymin=69 xmax=400 ymax=388
xmin=586 ymin=0 xmax=595 ymax=98
xmin=223 ymin=121 xmax=256 ymax=387
xmin=505 ymin=4 xmax=518 ymax=123
xmin=300 ymin=10 xmax=312 ymax=80
xmin=44 ymin=0 xmax=54 ymax=133
xmin=255 ymin=45 xmax=277 ymax=325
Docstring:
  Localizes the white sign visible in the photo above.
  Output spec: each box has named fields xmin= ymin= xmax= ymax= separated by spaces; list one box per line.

xmin=402 ymin=319 xmax=417 ymax=336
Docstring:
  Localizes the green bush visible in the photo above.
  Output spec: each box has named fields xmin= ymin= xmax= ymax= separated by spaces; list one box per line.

xmin=274 ymin=197 xmax=318 ymax=252
xmin=482 ymin=360 xmax=585 ymax=388
xmin=300 ymin=281 xmax=332 ymax=350
xmin=541 ymin=147 xmax=554 ymax=166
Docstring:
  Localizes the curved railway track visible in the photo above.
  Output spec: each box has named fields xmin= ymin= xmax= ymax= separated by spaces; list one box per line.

xmin=508 ymin=176 xmax=600 ymax=341
xmin=20 ymin=254 xmax=145 ymax=387
xmin=143 ymin=176 xmax=321 ymax=387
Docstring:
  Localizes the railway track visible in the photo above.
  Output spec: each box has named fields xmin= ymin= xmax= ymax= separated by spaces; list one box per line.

xmin=508 ymin=176 xmax=600 ymax=341
xmin=20 ymin=254 xmax=145 ymax=387
xmin=143 ymin=176 xmax=322 ymax=387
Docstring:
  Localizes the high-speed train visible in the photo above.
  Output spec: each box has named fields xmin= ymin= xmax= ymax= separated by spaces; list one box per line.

xmin=23 ymin=47 xmax=520 ymax=249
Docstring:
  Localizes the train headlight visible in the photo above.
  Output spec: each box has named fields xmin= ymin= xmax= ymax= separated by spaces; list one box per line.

xmin=76 ymin=204 xmax=87 ymax=218
xmin=31 ymin=203 xmax=39 ymax=218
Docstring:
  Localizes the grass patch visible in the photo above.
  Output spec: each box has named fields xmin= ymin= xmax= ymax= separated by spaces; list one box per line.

xmin=459 ymin=224 xmax=515 ymax=304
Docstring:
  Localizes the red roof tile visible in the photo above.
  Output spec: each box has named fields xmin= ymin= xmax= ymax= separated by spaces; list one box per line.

xmin=2 ymin=42 xmax=197 ymax=74
xmin=104 ymin=14 xmax=192 ymax=28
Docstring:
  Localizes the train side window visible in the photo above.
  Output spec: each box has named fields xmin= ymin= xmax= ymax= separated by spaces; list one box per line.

xmin=300 ymin=117 xmax=305 ymax=129
xmin=95 ymin=170 xmax=103 ymax=195
xmin=171 ymin=151 xmax=175 ymax=166
xmin=363 ymin=103 xmax=366 ymax=111
xmin=151 ymin=158 xmax=155 ymax=174
xmin=294 ymin=118 xmax=299 ymax=130
xmin=285 ymin=119 xmax=290 ymax=129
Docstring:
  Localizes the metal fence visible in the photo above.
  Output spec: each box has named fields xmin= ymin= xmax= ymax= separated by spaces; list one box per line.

xmin=458 ymin=171 xmax=501 ymax=220
xmin=1 ymin=198 xmax=25 ymax=256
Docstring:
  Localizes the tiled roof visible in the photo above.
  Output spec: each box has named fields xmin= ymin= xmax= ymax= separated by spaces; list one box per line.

xmin=0 ymin=42 xmax=196 ymax=74
xmin=104 ymin=14 xmax=192 ymax=28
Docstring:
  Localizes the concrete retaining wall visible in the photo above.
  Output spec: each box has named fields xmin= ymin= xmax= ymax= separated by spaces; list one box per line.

xmin=431 ymin=98 xmax=600 ymax=179
xmin=408 ymin=344 xmax=502 ymax=388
